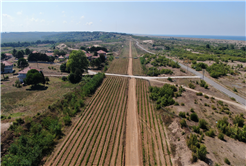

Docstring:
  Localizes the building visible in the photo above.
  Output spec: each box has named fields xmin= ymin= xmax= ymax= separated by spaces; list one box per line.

xmin=58 ymin=56 xmax=65 ymax=60
xmin=92 ymin=55 xmax=100 ymax=60
xmin=1 ymin=61 xmax=13 ymax=73
xmin=97 ymin=50 xmax=106 ymax=56
xmin=32 ymin=51 xmax=38 ymax=54
xmin=5 ymin=53 xmax=13 ymax=59
xmin=65 ymin=54 xmax=69 ymax=59
xmin=47 ymin=50 xmax=54 ymax=53
xmin=18 ymin=67 xmax=41 ymax=82
xmin=46 ymin=53 xmax=54 ymax=57
xmin=86 ymin=53 xmax=93 ymax=61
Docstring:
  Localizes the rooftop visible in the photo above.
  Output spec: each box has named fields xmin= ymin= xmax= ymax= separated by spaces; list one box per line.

xmin=18 ymin=67 xmax=41 ymax=74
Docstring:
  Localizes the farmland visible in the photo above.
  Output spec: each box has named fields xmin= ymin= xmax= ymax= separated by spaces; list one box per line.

xmin=46 ymin=76 xmax=128 ymax=166
xmin=132 ymin=42 xmax=145 ymax=76
xmin=136 ymin=79 xmax=172 ymax=166
xmin=107 ymin=42 xmax=129 ymax=74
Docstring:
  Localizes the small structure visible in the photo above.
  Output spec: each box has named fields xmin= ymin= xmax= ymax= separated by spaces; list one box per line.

xmin=47 ymin=50 xmax=54 ymax=53
xmin=97 ymin=50 xmax=106 ymax=56
xmin=86 ymin=53 xmax=93 ymax=61
xmin=5 ymin=53 xmax=13 ymax=59
xmin=1 ymin=61 xmax=13 ymax=73
xmin=65 ymin=54 xmax=69 ymax=59
xmin=46 ymin=53 xmax=54 ymax=57
xmin=18 ymin=67 xmax=41 ymax=82
xmin=32 ymin=51 xmax=38 ymax=54
xmin=92 ymin=55 xmax=100 ymax=60
xmin=58 ymin=56 xmax=65 ymax=60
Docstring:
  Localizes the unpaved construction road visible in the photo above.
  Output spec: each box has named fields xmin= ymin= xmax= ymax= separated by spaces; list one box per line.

xmin=126 ymin=40 xmax=141 ymax=165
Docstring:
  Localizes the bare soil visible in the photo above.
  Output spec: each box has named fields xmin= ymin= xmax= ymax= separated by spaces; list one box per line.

xmin=125 ymin=40 xmax=141 ymax=165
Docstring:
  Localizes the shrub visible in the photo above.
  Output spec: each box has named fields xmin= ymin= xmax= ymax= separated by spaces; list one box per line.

xmin=204 ymin=95 xmax=209 ymax=99
xmin=174 ymin=102 xmax=179 ymax=106
xmin=211 ymin=105 xmax=217 ymax=110
xmin=196 ymin=92 xmax=203 ymax=96
xmin=205 ymin=129 xmax=215 ymax=137
xmin=190 ymin=108 xmax=194 ymax=112
xmin=62 ymin=76 xmax=67 ymax=81
xmin=197 ymin=144 xmax=207 ymax=161
xmin=167 ymin=77 xmax=173 ymax=82
xmin=199 ymin=119 xmax=208 ymax=130
xmin=191 ymin=152 xmax=198 ymax=163
xmin=179 ymin=112 xmax=186 ymax=118
xmin=63 ymin=115 xmax=71 ymax=125
xmin=218 ymin=132 xmax=224 ymax=140
xmin=181 ymin=103 xmax=185 ymax=106
xmin=217 ymin=100 xmax=223 ymax=106
xmin=190 ymin=113 xmax=199 ymax=122
xmin=224 ymin=158 xmax=230 ymax=165
xmin=180 ymin=119 xmax=187 ymax=128
xmin=233 ymin=115 xmax=244 ymax=127
xmin=192 ymin=126 xmax=200 ymax=134
xmin=233 ymin=87 xmax=238 ymax=92
xmin=230 ymin=97 xmax=236 ymax=101
xmin=189 ymin=83 xmax=196 ymax=89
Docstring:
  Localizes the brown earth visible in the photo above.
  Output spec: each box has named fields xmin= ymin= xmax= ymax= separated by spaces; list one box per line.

xmin=125 ymin=40 xmax=141 ymax=165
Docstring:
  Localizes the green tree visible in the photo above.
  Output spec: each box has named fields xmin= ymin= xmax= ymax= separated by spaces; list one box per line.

xmin=12 ymin=49 xmax=17 ymax=57
xmin=1 ymin=53 xmax=6 ymax=60
xmin=99 ymin=54 xmax=105 ymax=63
xmin=16 ymin=50 xmax=24 ymax=59
xmin=68 ymin=68 xmax=82 ymax=83
xmin=17 ymin=58 xmax=29 ymax=68
xmin=94 ymin=58 xmax=102 ymax=69
xmin=25 ymin=48 xmax=31 ymax=55
xmin=24 ymin=69 xmax=44 ymax=86
xmin=66 ymin=50 xmax=89 ymax=73
xmin=206 ymin=44 xmax=210 ymax=49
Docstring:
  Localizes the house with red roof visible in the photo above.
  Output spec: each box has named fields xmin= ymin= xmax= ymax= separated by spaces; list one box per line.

xmin=58 ymin=56 xmax=65 ymax=60
xmin=97 ymin=50 xmax=106 ymax=56
xmin=32 ymin=51 xmax=38 ymax=54
xmin=1 ymin=61 xmax=14 ymax=73
xmin=46 ymin=53 xmax=54 ymax=57
xmin=65 ymin=54 xmax=69 ymax=59
xmin=86 ymin=53 xmax=93 ymax=61
xmin=17 ymin=67 xmax=41 ymax=82
xmin=5 ymin=53 xmax=13 ymax=59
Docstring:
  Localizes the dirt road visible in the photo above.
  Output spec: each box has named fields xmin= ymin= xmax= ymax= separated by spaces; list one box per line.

xmin=126 ymin=40 xmax=141 ymax=165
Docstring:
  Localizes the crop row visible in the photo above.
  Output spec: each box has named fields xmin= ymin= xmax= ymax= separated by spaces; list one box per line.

xmin=47 ymin=76 xmax=128 ymax=166
xmin=136 ymin=79 xmax=172 ymax=166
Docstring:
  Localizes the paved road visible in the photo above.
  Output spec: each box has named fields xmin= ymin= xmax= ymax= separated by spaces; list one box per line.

xmin=134 ymin=39 xmax=246 ymax=106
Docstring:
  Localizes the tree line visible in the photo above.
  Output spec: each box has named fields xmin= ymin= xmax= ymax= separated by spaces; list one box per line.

xmin=1 ymin=40 xmax=56 ymax=47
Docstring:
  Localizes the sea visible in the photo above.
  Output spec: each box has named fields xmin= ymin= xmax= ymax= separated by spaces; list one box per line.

xmin=145 ymin=34 xmax=246 ymax=41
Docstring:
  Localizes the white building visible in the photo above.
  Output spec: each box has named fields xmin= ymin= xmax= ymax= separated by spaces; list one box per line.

xmin=18 ymin=67 xmax=41 ymax=82
xmin=1 ymin=61 xmax=13 ymax=73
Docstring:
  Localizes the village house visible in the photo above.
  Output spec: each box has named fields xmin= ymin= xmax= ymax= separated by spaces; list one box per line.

xmin=86 ymin=53 xmax=93 ymax=61
xmin=97 ymin=50 xmax=106 ymax=56
xmin=46 ymin=53 xmax=54 ymax=57
xmin=32 ymin=51 xmax=38 ymax=54
xmin=65 ymin=54 xmax=69 ymax=59
xmin=58 ymin=55 xmax=65 ymax=60
xmin=1 ymin=61 xmax=14 ymax=73
xmin=5 ymin=53 xmax=13 ymax=60
xmin=17 ymin=67 xmax=41 ymax=82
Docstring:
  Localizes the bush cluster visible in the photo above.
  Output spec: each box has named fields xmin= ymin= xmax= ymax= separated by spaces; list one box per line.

xmin=217 ymin=116 xmax=246 ymax=142
xmin=149 ymin=84 xmax=179 ymax=108
xmin=186 ymin=134 xmax=207 ymax=162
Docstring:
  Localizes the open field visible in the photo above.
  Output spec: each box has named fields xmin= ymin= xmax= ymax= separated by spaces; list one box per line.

xmin=107 ymin=42 xmax=129 ymax=74
xmin=136 ymin=79 xmax=173 ymax=166
xmin=132 ymin=42 xmax=145 ymax=76
xmin=1 ymin=77 xmax=77 ymax=119
xmin=150 ymin=79 xmax=246 ymax=165
xmin=46 ymin=76 xmax=128 ymax=166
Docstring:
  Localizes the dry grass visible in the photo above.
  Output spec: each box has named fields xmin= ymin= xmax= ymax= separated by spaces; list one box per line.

xmin=107 ymin=42 xmax=129 ymax=74
xmin=1 ymin=77 xmax=78 ymax=119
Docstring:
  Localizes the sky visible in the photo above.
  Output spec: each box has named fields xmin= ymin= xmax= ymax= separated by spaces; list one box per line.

xmin=1 ymin=1 xmax=245 ymax=36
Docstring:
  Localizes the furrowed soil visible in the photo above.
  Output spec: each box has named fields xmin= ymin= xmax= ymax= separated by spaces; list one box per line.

xmin=46 ymin=76 xmax=128 ymax=166
xmin=107 ymin=42 xmax=129 ymax=75
xmin=136 ymin=79 xmax=173 ymax=166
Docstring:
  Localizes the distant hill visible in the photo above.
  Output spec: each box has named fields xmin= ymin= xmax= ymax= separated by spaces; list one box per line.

xmin=1 ymin=31 xmax=130 ymax=43
xmin=1 ymin=32 xmax=62 ymax=43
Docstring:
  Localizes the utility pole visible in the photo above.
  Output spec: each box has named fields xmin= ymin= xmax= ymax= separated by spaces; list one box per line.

xmin=202 ymin=69 xmax=205 ymax=80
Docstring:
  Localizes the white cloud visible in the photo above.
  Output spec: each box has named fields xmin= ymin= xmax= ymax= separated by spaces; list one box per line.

xmin=17 ymin=11 xmax=22 ymax=15
xmin=86 ymin=22 xmax=93 ymax=26
xmin=63 ymin=20 xmax=67 ymax=24
xmin=40 ymin=19 xmax=45 ymax=23
xmin=100 ymin=20 xmax=102 ymax=22
xmin=39 ymin=12 xmax=43 ymax=15
xmin=30 ymin=17 xmax=38 ymax=22
xmin=80 ymin=16 xmax=85 ymax=19
xmin=62 ymin=11 xmax=65 ymax=13
xmin=3 ymin=14 xmax=14 ymax=21
xmin=52 ymin=20 xmax=55 ymax=23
